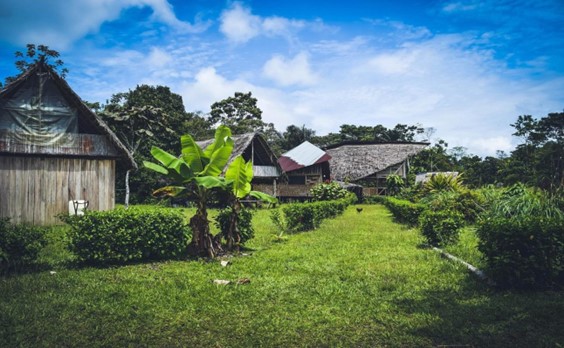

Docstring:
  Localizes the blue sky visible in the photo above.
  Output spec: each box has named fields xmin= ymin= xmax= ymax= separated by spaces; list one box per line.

xmin=1 ymin=0 xmax=563 ymax=156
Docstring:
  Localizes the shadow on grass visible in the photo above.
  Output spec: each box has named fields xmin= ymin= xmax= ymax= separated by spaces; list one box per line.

xmin=391 ymin=276 xmax=564 ymax=347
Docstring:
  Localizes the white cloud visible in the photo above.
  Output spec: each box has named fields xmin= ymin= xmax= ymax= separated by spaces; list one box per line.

xmin=0 ymin=0 xmax=209 ymax=48
xmin=219 ymin=2 xmax=311 ymax=44
xmin=219 ymin=2 xmax=261 ymax=43
xmin=442 ymin=1 xmax=482 ymax=13
xmin=263 ymin=52 xmax=317 ymax=86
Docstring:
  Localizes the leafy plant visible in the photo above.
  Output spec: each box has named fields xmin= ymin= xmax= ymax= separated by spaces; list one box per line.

xmin=215 ymin=207 xmax=254 ymax=245
xmin=310 ymin=181 xmax=348 ymax=201
xmin=385 ymin=174 xmax=404 ymax=196
xmin=423 ymin=173 xmax=464 ymax=194
xmin=0 ymin=218 xmax=47 ymax=270
xmin=144 ymin=125 xmax=234 ymax=257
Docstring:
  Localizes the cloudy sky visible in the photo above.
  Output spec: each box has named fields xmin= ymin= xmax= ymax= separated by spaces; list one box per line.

xmin=1 ymin=0 xmax=562 ymax=156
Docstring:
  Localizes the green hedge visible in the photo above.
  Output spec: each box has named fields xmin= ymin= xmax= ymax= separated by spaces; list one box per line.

xmin=62 ymin=207 xmax=191 ymax=265
xmin=419 ymin=209 xmax=464 ymax=246
xmin=477 ymin=215 xmax=563 ymax=289
xmin=476 ymin=184 xmax=563 ymax=289
xmin=0 ymin=218 xmax=47 ymax=270
xmin=280 ymin=193 xmax=356 ymax=232
xmin=383 ymin=197 xmax=426 ymax=226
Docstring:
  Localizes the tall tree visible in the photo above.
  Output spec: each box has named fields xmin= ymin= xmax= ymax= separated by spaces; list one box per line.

xmin=209 ymin=92 xmax=265 ymax=134
xmin=280 ymin=124 xmax=316 ymax=151
xmin=99 ymin=105 xmax=176 ymax=207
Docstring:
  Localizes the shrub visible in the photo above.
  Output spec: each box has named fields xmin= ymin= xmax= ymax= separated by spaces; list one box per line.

xmin=310 ymin=182 xmax=348 ymax=201
xmin=215 ymin=207 xmax=254 ymax=245
xmin=278 ymin=193 xmax=356 ymax=232
xmin=423 ymin=173 xmax=464 ymax=194
xmin=385 ymin=174 xmax=404 ymax=196
xmin=419 ymin=209 xmax=464 ymax=246
xmin=383 ymin=197 xmax=426 ymax=226
xmin=476 ymin=184 xmax=563 ymax=289
xmin=0 ymin=218 xmax=47 ymax=269
xmin=421 ymin=189 xmax=483 ymax=224
xmin=61 ymin=207 xmax=191 ymax=265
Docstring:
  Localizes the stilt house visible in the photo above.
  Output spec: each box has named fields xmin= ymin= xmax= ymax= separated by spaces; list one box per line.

xmin=0 ymin=60 xmax=136 ymax=224
xmin=277 ymin=141 xmax=331 ymax=200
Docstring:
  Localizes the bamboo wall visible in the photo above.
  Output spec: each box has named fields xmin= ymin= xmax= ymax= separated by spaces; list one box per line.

xmin=0 ymin=156 xmax=115 ymax=225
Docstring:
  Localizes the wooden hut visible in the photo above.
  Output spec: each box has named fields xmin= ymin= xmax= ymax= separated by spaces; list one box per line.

xmin=277 ymin=141 xmax=331 ymax=200
xmin=0 ymin=60 xmax=136 ymax=225
xmin=325 ymin=142 xmax=428 ymax=195
xmin=196 ymin=132 xmax=281 ymax=195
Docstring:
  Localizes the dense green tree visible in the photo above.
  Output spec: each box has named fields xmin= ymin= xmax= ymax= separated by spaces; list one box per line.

xmin=280 ymin=124 xmax=316 ymax=151
xmin=101 ymin=85 xmax=192 ymax=204
xmin=209 ymin=92 xmax=266 ymax=134
xmin=312 ymin=123 xmax=424 ymax=148
xmin=508 ymin=112 xmax=563 ymax=190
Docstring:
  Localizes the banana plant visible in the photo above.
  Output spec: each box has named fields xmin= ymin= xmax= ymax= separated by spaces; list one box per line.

xmin=222 ymin=155 xmax=277 ymax=250
xmin=143 ymin=125 xmax=234 ymax=257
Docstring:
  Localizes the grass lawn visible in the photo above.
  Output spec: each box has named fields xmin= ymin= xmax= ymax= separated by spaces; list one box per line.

xmin=1 ymin=204 xmax=563 ymax=347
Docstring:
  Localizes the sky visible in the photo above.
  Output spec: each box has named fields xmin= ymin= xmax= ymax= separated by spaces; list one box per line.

xmin=0 ymin=0 xmax=563 ymax=157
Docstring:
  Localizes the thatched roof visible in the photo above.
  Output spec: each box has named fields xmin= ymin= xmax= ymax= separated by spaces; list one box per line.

xmin=196 ymin=132 xmax=280 ymax=177
xmin=0 ymin=61 xmax=137 ymax=169
xmin=278 ymin=141 xmax=331 ymax=173
xmin=326 ymin=142 xmax=429 ymax=182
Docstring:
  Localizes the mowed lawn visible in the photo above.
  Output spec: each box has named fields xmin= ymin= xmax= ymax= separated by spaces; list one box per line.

xmin=1 ymin=204 xmax=562 ymax=347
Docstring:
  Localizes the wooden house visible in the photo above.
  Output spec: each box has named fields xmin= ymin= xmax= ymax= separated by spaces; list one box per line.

xmin=0 ymin=60 xmax=136 ymax=225
xmin=277 ymin=141 xmax=331 ymax=199
xmin=325 ymin=142 xmax=428 ymax=195
xmin=196 ymin=132 xmax=281 ymax=195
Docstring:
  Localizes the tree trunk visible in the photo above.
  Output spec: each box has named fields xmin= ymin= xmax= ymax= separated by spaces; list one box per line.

xmin=124 ymin=169 xmax=131 ymax=209
xmin=188 ymin=201 xmax=217 ymax=257
xmin=225 ymin=200 xmax=241 ymax=251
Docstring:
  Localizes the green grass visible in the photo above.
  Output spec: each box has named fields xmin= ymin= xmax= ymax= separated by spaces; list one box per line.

xmin=1 ymin=204 xmax=563 ymax=347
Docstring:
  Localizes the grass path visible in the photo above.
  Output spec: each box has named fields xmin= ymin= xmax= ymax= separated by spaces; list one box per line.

xmin=1 ymin=204 xmax=563 ymax=347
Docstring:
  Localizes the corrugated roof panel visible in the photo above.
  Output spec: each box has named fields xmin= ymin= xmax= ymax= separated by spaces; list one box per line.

xmin=253 ymin=165 xmax=280 ymax=177
xmin=278 ymin=141 xmax=331 ymax=173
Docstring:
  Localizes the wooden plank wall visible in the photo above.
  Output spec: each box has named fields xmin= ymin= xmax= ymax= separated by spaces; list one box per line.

xmin=0 ymin=156 xmax=115 ymax=225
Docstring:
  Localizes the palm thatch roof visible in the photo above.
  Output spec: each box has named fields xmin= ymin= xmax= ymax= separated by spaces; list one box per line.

xmin=0 ymin=60 xmax=137 ymax=169
xmin=326 ymin=142 xmax=429 ymax=182
xmin=196 ymin=132 xmax=280 ymax=177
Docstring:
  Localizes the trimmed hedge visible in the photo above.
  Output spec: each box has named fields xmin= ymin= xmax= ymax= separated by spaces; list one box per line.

xmin=61 ymin=207 xmax=191 ymax=265
xmin=0 ymin=218 xmax=47 ymax=270
xmin=280 ymin=193 xmax=356 ymax=232
xmin=383 ymin=197 xmax=426 ymax=226
xmin=477 ymin=215 xmax=563 ymax=289
xmin=419 ymin=209 xmax=464 ymax=246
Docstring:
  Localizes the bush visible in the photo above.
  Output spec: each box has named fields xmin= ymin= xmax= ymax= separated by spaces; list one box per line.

xmin=476 ymin=184 xmax=563 ymax=289
xmin=61 ymin=207 xmax=191 ymax=265
xmin=383 ymin=197 xmax=426 ymax=226
xmin=423 ymin=173 xmax=464 ymax=194
xmin=419 ymin=209 xmax=464 ymax=246
xmin=215 ymin=207 xmax=254 ymax=245
xmin=385 ymin=174 xmax=404 ymax=196
xmin=421 ymin=189 xmax=483 ymax=224
xmin=0 ymin=218 xmax=47 ymax=269
xmin=279 ymin=193 xmax=356 ymax=232
xmin=310 ymin=182 xmax=349 ymax=201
